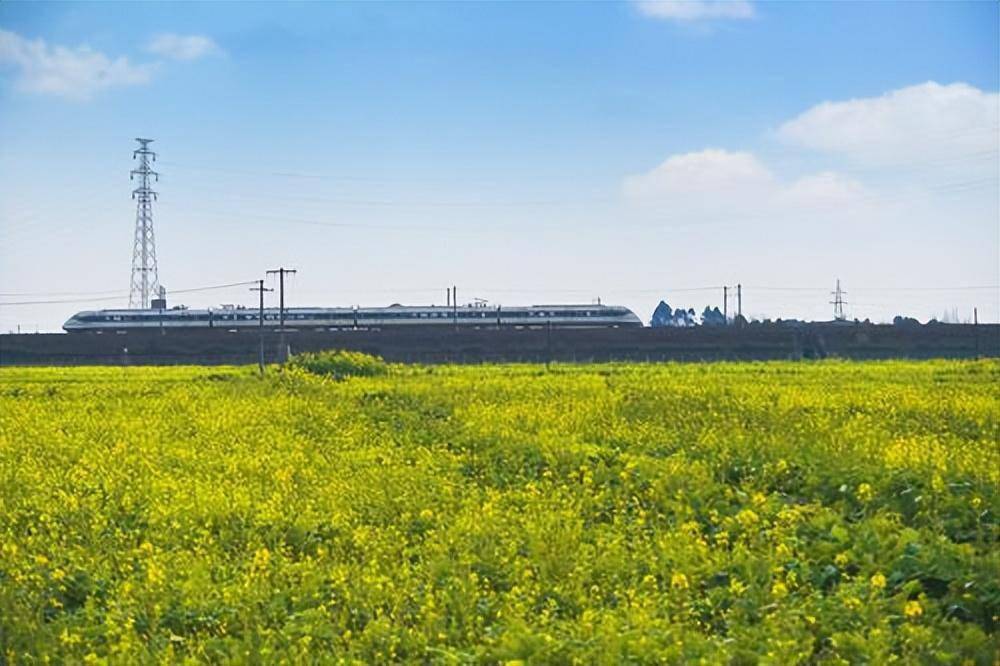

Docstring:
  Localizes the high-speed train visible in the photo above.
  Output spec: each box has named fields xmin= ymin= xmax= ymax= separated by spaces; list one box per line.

xmin=63 ymin=303 xmax=642 ymax=332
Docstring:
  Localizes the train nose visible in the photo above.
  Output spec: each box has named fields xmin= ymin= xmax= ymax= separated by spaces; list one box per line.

xmin=62 ymin=313 xmax=85 ymax=331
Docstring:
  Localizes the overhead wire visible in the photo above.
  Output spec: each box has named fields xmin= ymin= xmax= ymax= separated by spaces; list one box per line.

xmin=4 ymin=282 xmax=995 ymax=307
xmin=0 ymin=280 xmax=258 ymax=307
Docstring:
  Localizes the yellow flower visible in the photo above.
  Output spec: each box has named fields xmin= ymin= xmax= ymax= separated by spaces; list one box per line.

xmin=771 ymin=581 xmax=788 ymax=599
xmin=736 ymin=509 xmax=759 ymax=528
xmin=904 ymin=600 xmax=923 ymax=619
xmin=870 ymin=573 xmax=887 ymax=590
xmin=843 ymin=596 xmax=862 ymax=610
xmin=670 ymin=572 xmax=689 ymax=590
xmin=146 ymin=562 xmax=165 ymax=586
xmin=252 ymin=547 xmax=272 ymax=574
xmin=856 ymin=483 xmax=873 ymax=502
xmin=834 ymin=551 xmax=850 ymax=567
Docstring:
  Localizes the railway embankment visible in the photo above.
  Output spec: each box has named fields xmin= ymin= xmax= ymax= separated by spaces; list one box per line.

xmin=1 ymin=322 xmax=996 ymax=366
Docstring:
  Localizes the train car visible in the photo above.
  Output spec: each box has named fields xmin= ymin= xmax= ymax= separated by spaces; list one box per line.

xmin=63 ymin=303 xmax=642 ymax=332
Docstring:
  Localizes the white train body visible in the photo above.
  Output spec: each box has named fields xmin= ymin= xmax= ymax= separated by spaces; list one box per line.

xmin=63 ymin=304 xmax=642 ymax=332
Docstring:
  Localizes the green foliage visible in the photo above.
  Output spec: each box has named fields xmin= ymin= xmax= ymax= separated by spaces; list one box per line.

xmin=286 ymin=349 xmax=389 ymax=380
xmin=0 ymin=360 xmax=997 ymax=662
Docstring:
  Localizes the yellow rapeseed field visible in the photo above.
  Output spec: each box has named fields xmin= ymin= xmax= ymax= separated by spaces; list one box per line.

xmin=0 ymin=358 xmax=997 ymax=663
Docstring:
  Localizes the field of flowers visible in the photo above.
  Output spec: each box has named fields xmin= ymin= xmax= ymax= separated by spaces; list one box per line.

xmin=0 ymin=359 xmax=997 ymax=663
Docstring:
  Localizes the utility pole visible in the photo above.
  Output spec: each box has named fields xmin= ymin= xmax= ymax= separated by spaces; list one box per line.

xmin=737 ymin=283 xmax=742 ymax=322
xmin=830 ymin=279 xmax=847 ymax=321
xmin=723 ymin=286 xmax=728 ymax=324
xmin=251 ymin=280 xmax=274 ymax=375
xmin=266 ymin=267 xmax=297 ymax=329
xmin=266 ymin=267 xmax=297 ymax=361
xmin=546 ymin=318 xmax=552 ymax=370
xmin=452 ymin=285 xmax=458 ymax=329
xmin=974 ymin=307 xmax=979 ymax=358
xmin=129 ymin=138 xmax=161 ymax=309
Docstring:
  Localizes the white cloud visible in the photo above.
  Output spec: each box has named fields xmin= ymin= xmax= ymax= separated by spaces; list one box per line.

xmin=0 ymin=29 xmax=154 ymax=100
xmin=777 ymin=82 xmax=999 ymax=165
xmin=776 ymin=171 xmax=866 ymax=209
xmin=626 ymin=80 xmax=999 ymax=223
xmin=146 ymin=34 xmax=220 ymax=62
xmin=624 ymin=149 xmax=773 ymax=200
xmin=634 ymin=1 xmax=755 ymax=22
xmin=623 ymin=148 xmax=867 ymax=218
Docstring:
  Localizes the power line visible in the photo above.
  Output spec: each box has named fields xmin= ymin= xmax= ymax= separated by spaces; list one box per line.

xmin=0 ymin=288 xmax=129 ymax=297
xmin=170 ymin=280 xmax=259 ymax=295
xmin=0 ymin=294 xmax=131 ymax=307
xmin=745 ymin=285 xmax=999 ymax=292
xmin=4 ymin=281 xmax=996 ymax=305
xmin=850 ymin=285 xmax=1000 ymax=292
xmin=0 ymin=280 xmax=258 ymax=306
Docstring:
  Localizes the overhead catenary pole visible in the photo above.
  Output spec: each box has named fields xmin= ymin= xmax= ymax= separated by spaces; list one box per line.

xmin=250 ymin=279 xmax=274 ymax=375
xmin=129 ymin=138 xmax=161 ymax=309
xmin=737 ymin=283 xmax=742 ymax=323
xmin=723 ymin=286 xmax=728 ymax=324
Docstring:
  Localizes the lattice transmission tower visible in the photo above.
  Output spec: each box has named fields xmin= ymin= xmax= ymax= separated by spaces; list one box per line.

xmin=129 ymin=138 xmax=161 ymax=309
xmin=830 ymin=279 xmax=847 ymax=321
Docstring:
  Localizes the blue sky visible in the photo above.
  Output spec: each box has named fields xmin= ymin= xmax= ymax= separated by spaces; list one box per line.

xmin=1 ymin=1 xmax=997 ymax=331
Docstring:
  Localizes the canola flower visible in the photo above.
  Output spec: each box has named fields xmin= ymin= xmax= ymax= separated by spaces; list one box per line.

xmin=0 ymin=359 xmax=997 ymax=663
